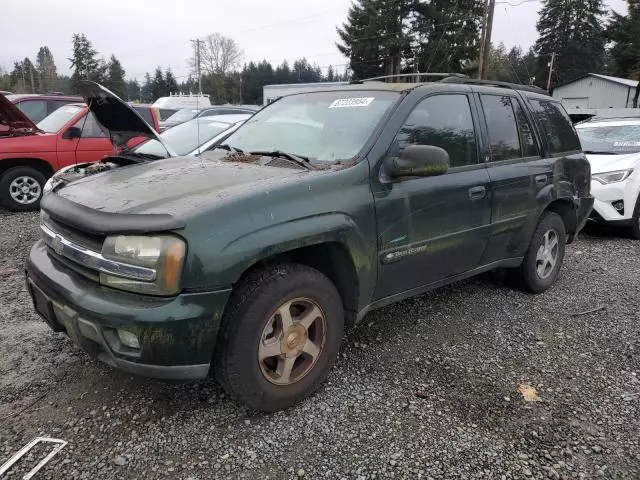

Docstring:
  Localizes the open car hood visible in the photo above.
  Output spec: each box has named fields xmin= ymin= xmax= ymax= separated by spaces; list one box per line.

xmin=0 ymin=93 xmax=40 ymax=137
xmin=77 ymin=81 xmax=176 ymax=155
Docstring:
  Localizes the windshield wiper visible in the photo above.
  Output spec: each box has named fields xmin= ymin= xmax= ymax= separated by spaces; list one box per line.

xmin=583 ymin=150 xmax=619 ymax=155
xmin=214 ymin=144 xmax=244 ymax=153
xmin=249 ymin=150 xmax=315 ymax=170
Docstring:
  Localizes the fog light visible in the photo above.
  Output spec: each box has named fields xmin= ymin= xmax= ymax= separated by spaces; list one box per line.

xmin=612 ymin=200 xmax=624 ymax=214
xmin=117 ymin=329 xmax=140 ymax=349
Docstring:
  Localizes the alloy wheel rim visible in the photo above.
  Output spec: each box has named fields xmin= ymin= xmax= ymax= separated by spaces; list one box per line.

xmin=9 ymin=176 xmax=41 ymax=204
xmin=258 ymin=297 xmax=326 ymax=386
xmin=536 ymin=229 xmax=559 ymax=279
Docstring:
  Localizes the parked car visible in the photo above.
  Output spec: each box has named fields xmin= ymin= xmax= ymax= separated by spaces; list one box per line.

xmin=129 ymin=103 xmax=174 ymax=130
xmin=159 ymin=106 xmax=257 ymax=131
xmin=0 ymin=91 xmax=167 ymax=211
xmin=575 ymin=117 xmax=640 ymax=238
xmin=46 ymin=114 xmax=251 ymax=193
xmin=7 ymin=94 xmax=84 ymax=123
xmin=0 ymin=91 xmax=13 ymax=96
xmin=26 ymin=78 xmax=593 ymax=411
xmin=153 ymin=93 xmax=211 ymax=110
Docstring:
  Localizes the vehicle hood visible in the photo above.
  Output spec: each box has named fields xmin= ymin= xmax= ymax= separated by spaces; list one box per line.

xmin=53 ymin=152 xmax=318 ymax=217
xmin=585 ymin=151 xmax=640 ymax=174
xmin=78 ymin=81 xmax=176 ymax=155
xmin=0 ymin=93 xmax=39 ymax=137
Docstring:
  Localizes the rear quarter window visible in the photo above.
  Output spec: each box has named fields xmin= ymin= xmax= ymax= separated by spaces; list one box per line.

xmin=530 ymin=99 xmax=581 ymax=154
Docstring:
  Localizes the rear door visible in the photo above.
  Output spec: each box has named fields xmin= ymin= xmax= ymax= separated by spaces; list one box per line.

xmin=16 ymin=99 xmax=48 ymax=123
xmin=475 ymin=91 xmax=542 ymax=263
xmin=372 ymin=92 xmax=492 ymax=299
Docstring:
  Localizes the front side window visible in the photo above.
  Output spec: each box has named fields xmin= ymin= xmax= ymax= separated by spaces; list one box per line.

xmin=17 ymin=100 xmax=48 ymax=123
xmin=530 ymin=100 xmax=581 ymax=154
xmin=72 ymin=112 xmax=107 ymax=138
xmin=393 ymin=94 xmax=478 ymax=168
xmin=36 ymin=104 xmax=83 ymax=133
xmin=223 ymin=90 xmax=400 ymax=164
xmin=481 ymin=95 xmax=521 ymax=161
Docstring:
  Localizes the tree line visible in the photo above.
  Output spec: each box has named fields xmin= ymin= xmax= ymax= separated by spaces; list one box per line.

xmin=338 ymin=0 xmax=640 ymax=92
xmin=0 ymin=33 xmax=348 ymax=105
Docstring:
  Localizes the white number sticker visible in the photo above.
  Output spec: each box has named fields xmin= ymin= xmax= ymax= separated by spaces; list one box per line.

xmin=613 ymin=141 xmax=640 ymax=147
xmin=329 ymin=97 xmax=374 ymax=109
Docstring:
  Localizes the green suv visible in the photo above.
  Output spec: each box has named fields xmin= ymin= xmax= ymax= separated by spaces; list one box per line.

xmin=26 ymin=79 xmax=593 ymax=411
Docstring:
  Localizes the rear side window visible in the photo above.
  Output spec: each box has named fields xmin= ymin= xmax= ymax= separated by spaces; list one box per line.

xmin=480 ymin=95 xmax=521 ymax=161
xmin=17 ymin=100 xmax=48 ymax=123
xmin=394 ymin=94 xmax=478 ymax=168
xmin=73 ymin=112 xmax=107 ymax=138
xmin=512 ymin=99 xmax=539 ymax=157
xmin=530 ymin=100 xmax=581 ymax=153
xmin=133 ymin=107 xmax=154 ymax=126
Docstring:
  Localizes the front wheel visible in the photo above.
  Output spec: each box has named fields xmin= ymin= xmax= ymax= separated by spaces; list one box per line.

xmin=213 ymin=263 xmax=344 ymax=411
xmin=508 ymin=211 xmax=566 ymax=293
xmin=0 ymin=166 xmax=47 ymax=211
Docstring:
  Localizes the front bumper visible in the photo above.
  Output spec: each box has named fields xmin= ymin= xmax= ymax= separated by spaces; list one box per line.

xmin=26 ymin=240 xmax=231 ymax=380
xmin=590 ymin=177 xmax=639 ymax=223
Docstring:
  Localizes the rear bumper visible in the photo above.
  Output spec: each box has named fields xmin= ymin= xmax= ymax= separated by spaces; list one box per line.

xmin=26 ymin=240 xmax=231 ymax=380
xmin=569 ymin=195 xmax=595 ymax=242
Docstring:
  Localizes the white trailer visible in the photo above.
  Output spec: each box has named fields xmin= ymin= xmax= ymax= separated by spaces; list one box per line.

xmin=262 ymin=82 xmax=348 ymax=105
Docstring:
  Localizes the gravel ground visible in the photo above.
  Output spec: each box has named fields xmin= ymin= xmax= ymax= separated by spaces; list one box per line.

xmin=0 ymin=210 xmax=639 ymax=480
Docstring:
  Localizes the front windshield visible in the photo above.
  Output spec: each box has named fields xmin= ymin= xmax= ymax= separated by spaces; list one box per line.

xmin=223 ymin=90 xmax=400 ymax=163
xmin=135 ymin=118 xmax=233 ymax=156
xmin=577 ymin=124 xmax=640 ymax=154
xmin=165 ymin=108 xmax=199 ymax=123
xmin=37 ymin=105 xmax=83 ymax=133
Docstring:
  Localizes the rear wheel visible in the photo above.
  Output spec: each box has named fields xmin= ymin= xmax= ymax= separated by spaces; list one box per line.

xmin=0 ymin=167 xmax=47 ymax=211
xmin=508 ymin=211 xmax=566 ymax=293
xmin=213 ymin=263 xmax=344 ymax=411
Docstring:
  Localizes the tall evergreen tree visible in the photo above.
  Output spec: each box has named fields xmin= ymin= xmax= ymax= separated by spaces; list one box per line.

xmin=165 ymin=69 xmax=179 ymax=94
xmin=326 ymin=65 xmax=336 ymax=82
xmin=534 ymin=0 xmax=606 ymax=86
xmin=151 ymin=67 xmax=166 ymax=100
xmin=69 ymin=33 xmax=102 ymax=92
xmin=607 ymin=0 xmax=640 ymax=79
xmin=36 ymin=46 xmax=57 ymax=93
xmin=126 ymin=79 xmax=140 ymax=101
xmin=105 ymin=54 xmax=127 ymax=99
xmin=22 ymin=58 xmax=37 ymax=93
xmin=274 ymin=61 xmax=292 ymax=84
xmin=141 ymin=72 xmax=153 ymax=103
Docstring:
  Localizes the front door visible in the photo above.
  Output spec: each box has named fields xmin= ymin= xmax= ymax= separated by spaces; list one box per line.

xmin=372 ymin=93 xmax=492 ymax=300
xmin=72 ymin=112 xmax=115 ymax=163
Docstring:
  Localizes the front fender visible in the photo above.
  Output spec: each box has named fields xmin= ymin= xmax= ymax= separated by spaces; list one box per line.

xmin=214 ymin=212 xmax=375 ymax=302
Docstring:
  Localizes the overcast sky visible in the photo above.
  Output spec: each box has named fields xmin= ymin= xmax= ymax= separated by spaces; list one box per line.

xmin=1 ymin=0 xmax=628 ymax=82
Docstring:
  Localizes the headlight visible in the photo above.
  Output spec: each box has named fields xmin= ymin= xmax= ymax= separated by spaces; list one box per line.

xmin=100 ymin=235 xmax=186 ymax=296
xmin=592 ymin=169 xmax=633 ymax=184
xmin=43 ymin=165 xmax=77 ymax=194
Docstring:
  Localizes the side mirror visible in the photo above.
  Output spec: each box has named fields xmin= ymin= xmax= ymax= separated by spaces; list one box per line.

xmin=385 ymin=144 xmax=450 ymax=179
xmin=62 ymin=126 xmax=82 ymax=140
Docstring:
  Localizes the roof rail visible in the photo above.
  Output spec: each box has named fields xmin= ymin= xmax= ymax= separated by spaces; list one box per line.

xmin=439 ymin=77 xmax=548 ymax=95
xmin=350 ymin=73 xmax=468 ymax=84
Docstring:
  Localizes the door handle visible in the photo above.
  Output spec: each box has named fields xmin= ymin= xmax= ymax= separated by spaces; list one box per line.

xmin=535 ymin=174 xmax=547 ymax=185
xmin=468 ymin=186 xmax=486 ymax=200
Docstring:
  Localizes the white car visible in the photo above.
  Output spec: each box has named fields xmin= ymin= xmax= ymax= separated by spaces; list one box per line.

xmin=576 ymin=118 xmax=640 ymax=239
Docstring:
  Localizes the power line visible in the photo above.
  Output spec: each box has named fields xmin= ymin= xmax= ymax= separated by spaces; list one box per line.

xmin=502 ymin=5 xmax=533 ymax=82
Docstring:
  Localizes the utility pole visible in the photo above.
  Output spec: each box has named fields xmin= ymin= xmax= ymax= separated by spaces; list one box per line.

xmin=190 ymin=39 xmax=202 ymax=94
xmin=478 ymin=0 xmax=496 ymax=79
xmin=546 ymin=52 xmax=556 ymax=91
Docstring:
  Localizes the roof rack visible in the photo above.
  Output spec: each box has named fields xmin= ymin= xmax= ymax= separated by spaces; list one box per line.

xmin=350 ymin=73 xmax=468 ymax=84
xmin=439 ymin=77 xmax=548 ymax=95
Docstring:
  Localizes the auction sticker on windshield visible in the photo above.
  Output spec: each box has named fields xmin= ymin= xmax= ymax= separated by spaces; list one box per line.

xmin=329 ymin=97 xmax=374 ymax=108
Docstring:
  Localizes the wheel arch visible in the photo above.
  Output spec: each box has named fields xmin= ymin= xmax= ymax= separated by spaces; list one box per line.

xmin=544 ymin=198 xmax=577 ymax=243
xmin=0 ymin=158 xmax=55 ymax=179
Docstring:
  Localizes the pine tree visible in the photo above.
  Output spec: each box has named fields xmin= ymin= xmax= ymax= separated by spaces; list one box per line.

xmin=141 ymin=73 xmax=153 ymax=103
xmin=274 ymin=61 xmax=292 ymax=84
xmin=534 ymin=0 xmax=606 ymax=86
xmin=36 ymin=46 xmax=57 ymax=93
xmin=126 ymin=79 xmax=140 ymax=102
xmin=105 ymin=55 xmax=127 ymax=99
xmin=22 ymin=58 xmax=37 ymax=93
xmin=607 ymin=1 xmax=640 ymax=79
xmin=151 ymin=67 xmax=166 ymax=100
xmin=165 ymin=69 xmax=179 ymax=95
xmin=69 ymin=33 xmax=102 ymax=92
xmin=326 ymin=65 xmax=336 ymax=82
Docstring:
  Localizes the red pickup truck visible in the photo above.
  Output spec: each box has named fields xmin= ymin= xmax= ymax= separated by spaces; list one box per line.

xmin=0 ymin=93 xmax=162 ymax=211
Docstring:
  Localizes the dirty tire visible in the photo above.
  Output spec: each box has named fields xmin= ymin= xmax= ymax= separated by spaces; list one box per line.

xmin=631 ymin=195 xmax=640 ymax=240
xmin=508 ymin=211 xmax=566 ymax=294
xmin=0 ymin=166 xmax=47 ymax=212
xmin=213 ymin=263 xmax=344 ymax=411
